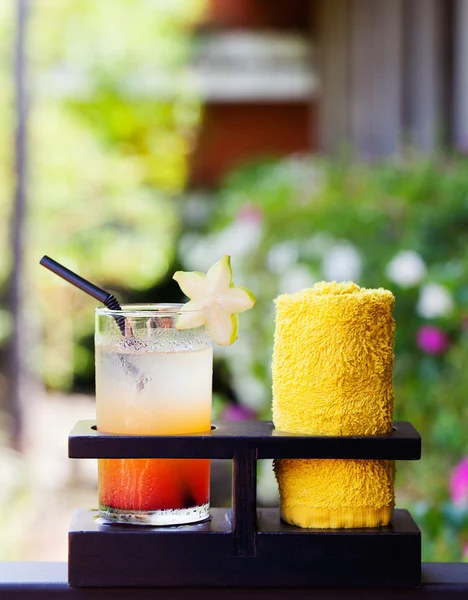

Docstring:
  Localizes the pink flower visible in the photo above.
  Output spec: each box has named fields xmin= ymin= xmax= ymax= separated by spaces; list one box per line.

xmin=416 ymin=325 xmax=450 ymax=355
xmin=236 ymin=204 xmax=263 ymax=226
xmin=450 ymin=458 xmax=468 ymax=505
xmin=221 ymin=403 xmax=256 ymax=421
xmin=463 ymin=544 xmax=468 ymax=562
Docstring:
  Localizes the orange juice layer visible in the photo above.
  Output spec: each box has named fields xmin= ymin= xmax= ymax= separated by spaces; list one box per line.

xmin=99 ymin=458 xmax=210 ymax=511
xmin=98 ymin=407 xmax=211 ymax=511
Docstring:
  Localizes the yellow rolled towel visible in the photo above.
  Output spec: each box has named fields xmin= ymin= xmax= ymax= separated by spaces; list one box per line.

xmin=272 ymin=281 xmax=396 ymax=529
xmin=274 ymin=459 xmax=395 ymax=529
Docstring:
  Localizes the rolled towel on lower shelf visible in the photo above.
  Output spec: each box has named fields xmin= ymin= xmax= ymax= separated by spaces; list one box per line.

xmin=272 ymin=281 xmax=396 ymax=529
xmin=275 ymin=458 xmax=395 ymax=529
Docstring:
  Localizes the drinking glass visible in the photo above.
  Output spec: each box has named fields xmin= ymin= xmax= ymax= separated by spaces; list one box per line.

xmin=95 ymin=304 xmax=213 ymax=525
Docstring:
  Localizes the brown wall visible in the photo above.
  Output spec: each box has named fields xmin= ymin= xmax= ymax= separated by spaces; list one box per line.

xmin=189 ymin=0 xmax=316 ymax=187
xmin=203 ymin=0 xmax=311 ymax=31
xmin=190 ymin=103 xmax=316 ymax=187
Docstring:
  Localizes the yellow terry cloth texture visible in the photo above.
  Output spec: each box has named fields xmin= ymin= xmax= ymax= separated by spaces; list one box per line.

xmin=272 ymin=281 xmax=396 ymax=529
xmin=274 ymin=458 xmax=395 ymax=529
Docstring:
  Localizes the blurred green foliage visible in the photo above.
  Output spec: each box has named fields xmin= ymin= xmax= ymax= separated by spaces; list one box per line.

xmin=178 ymin=154 xmax=468 ymax=560
xmin=0 ymin=0 xmax=205 ymax=389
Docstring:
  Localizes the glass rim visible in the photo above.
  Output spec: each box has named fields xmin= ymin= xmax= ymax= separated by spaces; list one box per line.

xmin=96 ymin=303 xmax=199 ymax=317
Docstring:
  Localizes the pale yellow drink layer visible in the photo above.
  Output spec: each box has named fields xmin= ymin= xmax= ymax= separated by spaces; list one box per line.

xmin=96 ymin=346 xmax=213 ymax=435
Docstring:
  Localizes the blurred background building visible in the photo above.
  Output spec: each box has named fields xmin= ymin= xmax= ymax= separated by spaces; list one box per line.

xmin=2 ymin=0 xmax=468 ymax=563
xmin=192 ymin=0 xmax=468 ymax=182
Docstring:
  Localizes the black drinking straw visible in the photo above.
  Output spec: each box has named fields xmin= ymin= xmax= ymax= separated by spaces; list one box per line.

xmin=39 ymin=255 xmax=127 ymax=336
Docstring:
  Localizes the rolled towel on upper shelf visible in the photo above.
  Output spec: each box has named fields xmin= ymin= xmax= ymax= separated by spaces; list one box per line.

xmin=272 ymin=281 xmax=396 ymax=529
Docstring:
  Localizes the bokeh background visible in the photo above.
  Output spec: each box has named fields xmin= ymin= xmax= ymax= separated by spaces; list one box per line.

xmin=2 ymin=0 xmax=468 ymax=561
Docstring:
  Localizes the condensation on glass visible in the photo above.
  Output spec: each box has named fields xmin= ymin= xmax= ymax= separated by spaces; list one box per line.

xmin=95 ymin=304 xmax=213 ymax=525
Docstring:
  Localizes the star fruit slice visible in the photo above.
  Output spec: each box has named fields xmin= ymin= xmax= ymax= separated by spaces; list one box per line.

xmin=173 ymin=255 xmax=256 ymax=346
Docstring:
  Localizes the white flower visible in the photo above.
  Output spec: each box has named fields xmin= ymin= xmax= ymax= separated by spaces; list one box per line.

xmin=257 ymin=459 xmax=279 ymax=505
xmin=321 ymin=243 xmax=362 ymax=282
xmin=267 ymin=241 xmax=299 ymax=274
xmin=283 ymin=158 xmax=325 ymax=200
xmin=179 ymin=219 xmax=262 ymax=272
xmin=278 ymin=265 xmax=317 ymax=294
xmin=301 ymin=233 xmax=333 ymax=258
xmin=182 ymin=193 xmax=212 ymax=227
xmin=215 ymin=220 xmax=262 ymax=258
xmin=417 ymin=283 xmax=454 ymax=319
xmin=386 ymin=250 xmax=427 ymax=287
xmin=232 ymin=375 xmax=267 ymax=411
xmin=178 ymin=234 xmax=216 ymax=271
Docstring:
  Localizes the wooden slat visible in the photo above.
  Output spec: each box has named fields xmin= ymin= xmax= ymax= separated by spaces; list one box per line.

xmin=0 ymin=562 xmax=468 ymax=597
xmin=404 ymin=0 xmax=448 ymax=152
xmin=68 ymin=420 xmax=422 ymax=460
xmin=349 ymin=0 xmax=403 ymax=157
xmin=316 ymin=0 xmax=456 ymax=156
xmin=454 ymin=0 xmax=468 ymax=150
xmin=315 ymin=0 xmax=350 ymax=152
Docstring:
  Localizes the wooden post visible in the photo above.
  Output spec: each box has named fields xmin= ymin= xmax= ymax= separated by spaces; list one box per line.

xmin=403 ymin=0 xmax=449 ymax=152
xmin=317 ymin=0 xmax=403 ymax=157
xmin=232 ymin=447 xmax=257 ymax=557
xmin=348 ymin=0 xmax=403 ymax=157
xmin=315 ymin=0 xmax=350 ymax=153
xmin=7 ymin=0 xmax=29 ymax=451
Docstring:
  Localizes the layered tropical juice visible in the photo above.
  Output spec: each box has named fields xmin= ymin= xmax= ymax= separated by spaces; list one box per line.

xmin=95 ymin=305 xmax=213 ymax=525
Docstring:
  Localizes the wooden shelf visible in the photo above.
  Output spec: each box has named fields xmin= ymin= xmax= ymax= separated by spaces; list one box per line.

xmin=69 ymin=420 xmax=421 ymax=460
xmin=68 ymin=419 xmax=422 ymax=588
xmin=69 ymin=508 xmax=421 ymax=588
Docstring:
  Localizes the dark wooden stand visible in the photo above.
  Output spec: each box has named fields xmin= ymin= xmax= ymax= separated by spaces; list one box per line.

xmin=68 ymin=420 xmax=422 ymax=588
